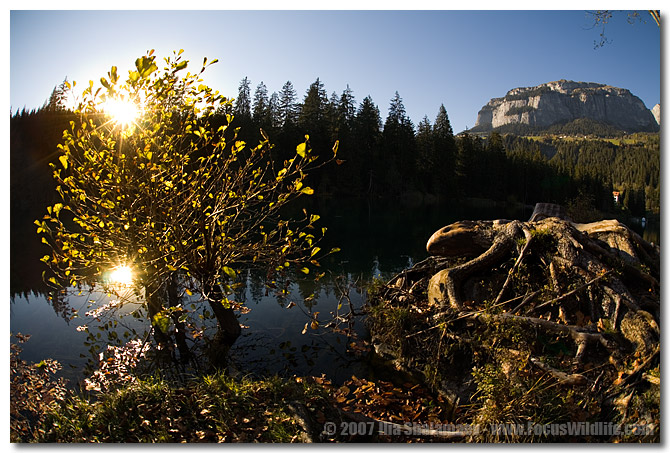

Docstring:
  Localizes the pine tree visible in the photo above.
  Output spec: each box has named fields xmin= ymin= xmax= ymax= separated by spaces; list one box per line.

xmin=43 ymin=78 xmax=69 ymax=112
xmin=298 ymin=78 xmax=330 ymax=158
xmin=338 ymin=85 xmax=356 ymax=126
xmin=386 ymin=91 xmax=407 ymax=125
xmin=334 ymin=85 xmax=356 ymax=148
xmin=327 ymin=86 xmax=358 ymax=194
xmin=434 ymin=104 xmax=454 ymax=137
xmin=356 ymin=96 xmax=382 ymax=134
xmin=455 ymin=132 xmax=477 ymax=196
xmin=483 ymin=132 xmax=508 ymax=199
xmin=382 ymin=92 xmax=416 ymax=193
xmin=268 ymin=92 xmax=280 ymax=129
xmin=252 ymin=81 xmax=270 ymax=129
xmin=299 ymin=78 xmax=328 ymax=133
xmin=432 ymin=104 xmax=457 ymax=194
xmin=232 ymin=77 xmax=254 ymax=143
xmin=415 ymin=116 xmax=434 ymax=192
xmin=275 ymin=81 xmax=302 ymax=168
xmin=354 ymin=96 xmax=382 ymax=195
xmin=327 ymin=91 xmax=340 ymax=141
xmin=234 ymin=77 xmax=252 ymax=120
xmin=278 ymin=81 xmax=299 ymax=128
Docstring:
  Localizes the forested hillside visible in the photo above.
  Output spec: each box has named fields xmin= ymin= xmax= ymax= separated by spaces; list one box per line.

xmin=503 ymin=134 xmax=659 ymax=216
xmin=11 ymin=77 xmax=660 ymax=226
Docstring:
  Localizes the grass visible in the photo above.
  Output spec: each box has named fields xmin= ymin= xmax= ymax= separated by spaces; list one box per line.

xmin=31 ymin=372 xmax=332 ymax=443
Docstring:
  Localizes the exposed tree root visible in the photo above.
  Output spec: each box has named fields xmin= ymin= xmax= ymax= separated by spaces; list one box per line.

xmin=460 ymin=311 xmax=619 ymax=363
xmin=529 ymin=357 xmax=587 ymax=386
xmin=366 ymin=207 xmax=660 ymax=442
xmin=425 ymin=216 xmax=658 ymax=352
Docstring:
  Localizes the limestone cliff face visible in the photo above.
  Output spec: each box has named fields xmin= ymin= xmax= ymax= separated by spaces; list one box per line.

xmin=651 ymin=104 xmax=660 ymax=126
xmin=474 ymin=80 xmax=658 ymax=133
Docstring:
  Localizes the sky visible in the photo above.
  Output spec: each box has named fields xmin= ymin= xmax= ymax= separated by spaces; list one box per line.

xmin=8 ymin=7 xmax=663 ymax=134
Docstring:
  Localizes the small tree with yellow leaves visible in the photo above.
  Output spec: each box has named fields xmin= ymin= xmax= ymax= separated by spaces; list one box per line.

xmin=36 ymin=50 xmax=337 ymax=358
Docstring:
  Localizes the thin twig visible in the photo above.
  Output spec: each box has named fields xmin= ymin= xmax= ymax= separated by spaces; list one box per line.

xmin=529 ymin=357 xmax=587 ymax=386
xmin=406 ymin=322 xmax=445 ymax=339
xmin=509 ymin=290 xmax=542 ymax=315
xmin=615 ymin=346 xmax=660 ymax=391
xmin=494 ymin=228 xmax=533 ymax=306
xmin=532 ymin=270 xmax=612 ymax=312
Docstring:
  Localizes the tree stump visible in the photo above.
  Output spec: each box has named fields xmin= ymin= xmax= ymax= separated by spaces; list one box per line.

xmin=367 ymin=205 xmax=660 ymax=441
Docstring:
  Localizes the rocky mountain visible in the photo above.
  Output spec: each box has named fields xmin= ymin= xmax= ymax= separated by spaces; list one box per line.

xmin=472 ymin=80 xmax=659 ymax=134
xmin=651 ymin=103 xmax=660 ymax=126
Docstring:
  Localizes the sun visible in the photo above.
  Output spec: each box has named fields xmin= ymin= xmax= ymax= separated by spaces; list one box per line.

xmin=102 ymin=97 xmax=142 ymax=128
xmin=109 ymin=264 xmax=134 ymax=286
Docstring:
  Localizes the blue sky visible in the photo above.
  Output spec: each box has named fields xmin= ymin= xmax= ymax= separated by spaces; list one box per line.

xmin=9 ymin=8 xmax=662 ymax=133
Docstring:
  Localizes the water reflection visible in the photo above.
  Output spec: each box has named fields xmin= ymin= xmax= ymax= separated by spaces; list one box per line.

xmin=10 ymin=287 xmax=151 ymax=383
xmin=229 ymin=272 xmax=371 ymax=384
xmin=10 ymin=198 xmax=660 ymax=386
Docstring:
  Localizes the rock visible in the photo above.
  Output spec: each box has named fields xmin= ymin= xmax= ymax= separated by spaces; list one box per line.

xmin=473 ymin=80 xmax=659 ymax=133
xmin=427 ymin=269 xmax=450 ymax=307
xmin=620 ymin=310 xmax=659 ymax=357
xmin=287 ymin=401 xmax=317 ymax=443
xmin=373 ymin=340 xmax=398 ymax=359
xmin=651 ymin=103 xmax=660 ymax=125
xmin=528 ymin=202 xmax=571 ymax=222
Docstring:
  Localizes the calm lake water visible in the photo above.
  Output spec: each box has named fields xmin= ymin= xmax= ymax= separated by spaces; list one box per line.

xmin=9 ymin=198 xmax=658 ymax=386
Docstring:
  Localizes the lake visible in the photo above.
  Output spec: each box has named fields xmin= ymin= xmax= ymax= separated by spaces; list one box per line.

xmin=9 ymin=198 xmax=658 ymax=386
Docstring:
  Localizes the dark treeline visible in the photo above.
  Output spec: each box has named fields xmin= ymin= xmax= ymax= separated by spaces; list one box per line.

xmin=225 ymin=77 xmax=458 ymax=198
xmin=12 ymin=78 xmax=660 ymax=251
xmin=11 ymin=90 xmax=76 ymax=299
xmin=223 ymin=77 xmax=658 ymax=217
